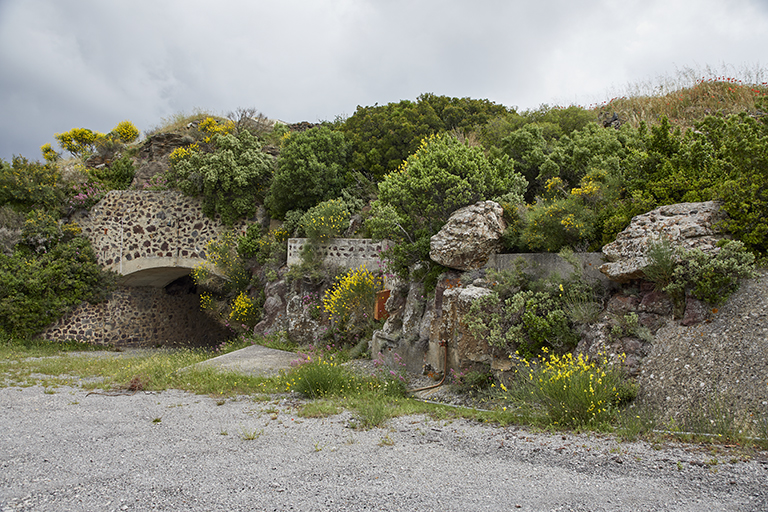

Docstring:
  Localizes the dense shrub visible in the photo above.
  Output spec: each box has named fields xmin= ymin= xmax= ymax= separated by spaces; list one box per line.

xmin=300 ymin=198 xmax=350 ymax=243
xmin=237 ymin=225 xmax=289 ymax=282
xmin=664 ymin=239 xmax=756 ymax=306
xmin=323 ymin=264 xmax=383 ymax=344
xmin=88 ymin=154 xmax=135 ymax=190
xmin=510 ymin=349 xmax=634 ymax=428
xmin=342 ymin=94 xmax=511 ymax=182
xmin=0 ymin=157 xmax=65 ymax=212
xmin=711 ymin=112 xmax=768 ymax=256
xmin=192 ymin=231 xmax=261 ymax=333
xmin=67 ymin=182 xmax=107 ymax=210
xmin=168 ymin=130 xmax=274 ymax=225
xmin=0 ymin=236 xmax=115 ymax=338
xmin=265 ymin=126 xmax=352 ymax=219
xmin=465 ymin=265 xmax=598 ymax=357
xmin=109 ymin=120 xmax=140 ymax=143
xmin=192 ymin=231 xmax=250 ymax=295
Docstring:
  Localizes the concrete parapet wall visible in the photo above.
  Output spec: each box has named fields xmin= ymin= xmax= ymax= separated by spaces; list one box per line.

xmin=485 ymin=252 xmax=613 ymax=288
xmin=287 ymin=238 xmax=391 ymax=271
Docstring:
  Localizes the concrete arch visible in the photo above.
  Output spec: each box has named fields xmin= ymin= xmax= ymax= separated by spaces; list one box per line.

xmin=117 ymin=257 xmax=202 ymax=287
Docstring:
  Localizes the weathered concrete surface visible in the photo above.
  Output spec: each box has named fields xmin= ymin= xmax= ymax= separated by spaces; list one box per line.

xmin=485 ymin=252 xmax=614 ymax=290
xmin=192 ymin=344 xmax=299 ymax=377
xmin=287 ymin=238 xmax=391 ymax=270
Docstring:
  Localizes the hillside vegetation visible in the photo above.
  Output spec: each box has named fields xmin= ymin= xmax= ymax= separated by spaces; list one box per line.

xmin=1 ymin=69 xmax=767 ymax=340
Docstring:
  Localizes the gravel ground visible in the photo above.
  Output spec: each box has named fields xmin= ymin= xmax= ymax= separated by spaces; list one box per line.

xmin=2 ymin=385 xmax=767 ymax=511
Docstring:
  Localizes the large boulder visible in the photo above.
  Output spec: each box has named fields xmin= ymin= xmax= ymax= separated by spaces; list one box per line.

xmin=430 ymin=201 xmax=506 ymax=271
xmin=600 ymin=201 xmax=725 ymax=282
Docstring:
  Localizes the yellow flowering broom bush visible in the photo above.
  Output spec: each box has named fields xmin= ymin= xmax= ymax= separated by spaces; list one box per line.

xmin=511 ymin=348 xmax=635 ymax=428
xmin=322 ymin=264 xmax=383 ymax=343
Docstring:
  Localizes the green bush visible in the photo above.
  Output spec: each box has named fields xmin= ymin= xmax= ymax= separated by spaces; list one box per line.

xmin=67 ymin=181 xmax=107 ymax=210
xmin=88 ymin=154 xmax=135 ymax=190
xmin=0 ymin=157 xmax=65 ymax=213
xmin=642 ymin=237 xmax=677 ymax=289
xmin=465 ymin=266 xmax=599 ymax=357
xmin=509 ymin=349 xmax=634 ymax=428
xmin=468 ymin=289 xmax=578 ymax=357
xmin=300 ymin=198 xmax=350 ymax=243
xmin=265 ymin=126 xmax=352 ymax=219
xmin=712 ymin=113 xmax=768 ymax=256
xmin=20 ymin=210 xmax=66 ymax=253
xmin=323 ymin=264 xmax=383 ymax=345
xmin=192 ymin=230 xmax=250 ymax=295
xmin=284 ymin=356 xmax=356 ymax=398
xmin=664 ymin=239 xmax=756 ymax=305
xmin=109 ymin=120 xmax=140 ymax=143
xmin=342 ymin=94 xmax=510 ymax=182
xmin=0 ymin=236 xmax=115 ymax=338
xmin=237 ymin=225 xmax=288 ymax=282
xmin=168 ymin=130 xmax=274 ymax=225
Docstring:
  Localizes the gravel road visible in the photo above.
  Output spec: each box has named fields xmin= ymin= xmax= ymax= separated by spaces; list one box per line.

xmin=2 ymin=385 xmax=767 ymax=511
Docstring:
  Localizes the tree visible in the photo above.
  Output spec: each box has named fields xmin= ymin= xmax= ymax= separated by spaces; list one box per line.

xmin=366 ymin=134 xmax=526 ymax=276
xmin=54 ymin=128 xmax=101 ymax=158
xmin=265 ymin=126 xmax=351 ymax=218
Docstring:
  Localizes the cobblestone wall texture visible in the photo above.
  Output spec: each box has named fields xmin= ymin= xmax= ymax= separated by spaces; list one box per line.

xmin=41 ymin=287 xmax=231 ymax=347
xmin=48 ymin=190 xmax=247 ymax=347
xmin=75 ymin=190 xmax=248 ymax=273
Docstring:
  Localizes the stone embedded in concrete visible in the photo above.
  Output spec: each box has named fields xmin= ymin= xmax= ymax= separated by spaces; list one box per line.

xmin=41 ymin=287 xmax=231 ymax=348
xmin=429 ymin=201 xmax=506 ymax=271
xmin=73 ymin=190 xmax=249 ymax=287
xmin=286 ymin=238 xmax=391 ymax=271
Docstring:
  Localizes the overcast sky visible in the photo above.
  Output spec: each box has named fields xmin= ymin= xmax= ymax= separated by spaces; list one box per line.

xmin=1 ymin=0 xmax=767 ymax=161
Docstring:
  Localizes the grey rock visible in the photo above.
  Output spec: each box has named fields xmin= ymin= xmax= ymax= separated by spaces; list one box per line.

xmin=430 ymin=201 xmax=506 ymax=271
xmin=600 ymin=201 xmax=725 ymax=282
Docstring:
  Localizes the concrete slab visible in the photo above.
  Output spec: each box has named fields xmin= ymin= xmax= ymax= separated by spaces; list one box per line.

xmin=192 ymin=344 xmax=300 ymax=377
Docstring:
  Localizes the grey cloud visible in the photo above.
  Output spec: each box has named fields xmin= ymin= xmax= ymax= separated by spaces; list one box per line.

xmin=1 ymin=0 xmax=767 ymax=160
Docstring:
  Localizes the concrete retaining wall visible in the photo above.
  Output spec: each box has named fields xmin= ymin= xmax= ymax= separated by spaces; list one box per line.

xmin=485 ymin=252 xmax=613 ymax=288
xmin=287 ymin=238 xmax=391 ymax=271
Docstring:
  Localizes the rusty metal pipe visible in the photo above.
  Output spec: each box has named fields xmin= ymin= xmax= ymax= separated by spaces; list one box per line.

xmin=409 ymin=339 xmax=448 ymax=393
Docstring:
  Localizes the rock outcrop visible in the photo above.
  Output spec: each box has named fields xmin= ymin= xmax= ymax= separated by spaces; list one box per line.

xmin=430 ymin=201 xmax=506 ymax=271
xmin=132 ymin=133 xmax=194 ymax=187
xmin=600 ymin=201 xmax=725 ymax=282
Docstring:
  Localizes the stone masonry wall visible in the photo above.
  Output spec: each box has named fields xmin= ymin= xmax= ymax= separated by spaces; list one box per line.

xmin=74 ymin=190 xmax=248 ymax=275
xmin=41 ymin=286 xmax=231 ymax=348
xmin=287 ymin=238 xmax=391 ymax=270
xmin=47 ymin=190 xmax=248 ymax=347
